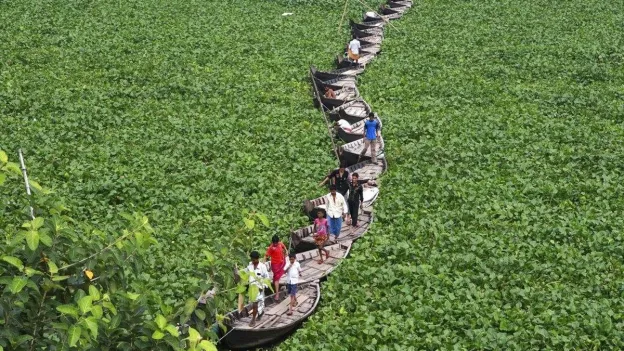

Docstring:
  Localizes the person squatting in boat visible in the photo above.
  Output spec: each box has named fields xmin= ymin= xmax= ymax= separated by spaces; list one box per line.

xmin=348 ymin=37 xmax=361 ymax=63
xmin=324 ymin=86 xmax=336 ymax=99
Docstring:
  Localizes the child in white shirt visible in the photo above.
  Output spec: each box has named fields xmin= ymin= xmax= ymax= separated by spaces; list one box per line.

xmin=282 ymin=253 xmax=302 ymax=316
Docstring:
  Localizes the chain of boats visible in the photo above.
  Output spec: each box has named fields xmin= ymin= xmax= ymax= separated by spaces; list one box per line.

xmin=216 ymin=2 xmax=413 ymax=349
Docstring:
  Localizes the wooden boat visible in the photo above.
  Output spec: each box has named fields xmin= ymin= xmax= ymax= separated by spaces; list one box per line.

xmin=329 ymin=63 xmax=364 ymax=76
xmin=353 ymin=32 xmax=384 ymax=45
xmin=291 ymin=210 xmax=373 ymax=251
xmin=387 ymin=2 xmax=411 ymax=11
xmin=310 ymin=66 xmax=357 ymax=88
xmin=339 ymin=137 xmax=386 ymax=166
xmin=313 ymin=78 xmax=360 ymax=100
xmin=328 ymin=99 xmax=371 ymax=124
xmin=337 ymin=50 xmax=377 ymax=68
xmin=311 ymin=77 xmax=360 ymax=110
xmin=221 ymin=282 xmax=321 ymax=350
xmin=302 ymin=186 xmax=379 ymax=220
xmin=353 ymin=27 xmax=384 ymax=40
xmin=379 ymin=7 xmax=404 ymax=19
xmin=388 ymin=0 xmax=412 ymax=8
xmin=347 ymin=159 xmax=387 ymax=184
xmin=275 ymin=241 xmax=353 ymax=285
xmin=362 ymin=12 xmax=388 ymax=26
xmin=350 ymin=20 xmax=385 ymax=36
xmin=336 ymin=115 xmax=383 ymax=143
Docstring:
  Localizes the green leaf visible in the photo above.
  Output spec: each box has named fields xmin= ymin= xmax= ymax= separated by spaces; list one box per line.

xmin=126 ymin=292 xmax=140 ymax=301
xmin=0 ymin=173 xmax=6 ymax=185
xmin=47 ymin=260 xmax=59 ymax=274
xmin=89 ymin=285 xmax=101 ymax=301
xmin=183 ymin=298 xmax=198 ymax=316
xmin=2 ymin=256 xmax=24 ymax=270
xmin=199 ymin=340 xmax=217 ymax=351
xmin=52 ymin=275 xmax=71 ymax=281
xmin=103 ymin=301 xmax=117 ymax=315
xmin=83 ymin=317 xmax=98 ymax=339
xmin=68 ymin=325 xmax=82 ymax=347
xmin=243 ymin=218 xmax=255 ymax=230
xmin=9 ymin=276 xmax=28 ymax=294
xmin=151 ymin=330 xmax=165 ymax=340
xmin=155 ymin=314 xmax=167 ymax=330
xmin=91 ymin=305 xmax=103 ymax=319
xmin=78 ymin=296 xmax=93 ymax=315
xmin=248 ymin=284 xmax=259 ymax=302
xmin=29 ymin=180 xmax=43 ymax=192
xmin=186 ymin=327 xmax=201 ymax=342
xmin=165 ymin=324 xmax=179 ymax=337
xmin=25 ymin=230 xmax=39 ymax=251
xmin=39 ymin=233 xmax=53 ymax=247
xmin=194 ymin=309 xmax=206 ymax=321
xmin=255 ymin=212 xmax=269 ymax=227
xmin=31 ymin=217 xmax=44 ymax=230
xmin=0 ymin=150 xmax=7 ymax=163
xmin=24 ymin=267 xmax=43 ymax=277
xmin=57 ymin=304 xmax=80 ymax=319
xmin=5 ymin=162 xmax=21 ymax=176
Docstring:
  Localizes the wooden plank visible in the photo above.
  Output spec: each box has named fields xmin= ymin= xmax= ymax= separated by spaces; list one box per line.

xmin=253 ymin=315 xmax=278 ymax=329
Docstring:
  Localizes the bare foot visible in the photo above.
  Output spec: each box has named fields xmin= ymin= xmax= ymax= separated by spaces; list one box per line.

xmin=249 ymin=319 xmax=256 ymax=327
xmin=317 ymin=259 xmax=324 ymax=264
xmin=287 ymin=311 xmax=293 ymax=316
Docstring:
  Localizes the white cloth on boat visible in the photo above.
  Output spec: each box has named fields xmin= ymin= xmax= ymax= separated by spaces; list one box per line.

xmin=282 ymin=261 xmax=302 ymax=285
xmin=338 ymin=119 xmax=352 ymax=132
xmin=348 ymin=39 xmax=361 ymax=55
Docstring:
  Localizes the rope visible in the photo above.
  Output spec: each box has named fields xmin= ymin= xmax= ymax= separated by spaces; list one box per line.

xmin=337 ymin=0 xmax=350 ymax=35
xmin=310 ymin=69 xmax=341 ymax=162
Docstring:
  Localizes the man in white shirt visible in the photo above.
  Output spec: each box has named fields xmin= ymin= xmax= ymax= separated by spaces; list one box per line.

xmin=348 ymin=38 xmax=361 ymax=63
xmin=282 ymin=253 xmax=302 ymax=316
xmin=325 ymin=185 xmax=348 ymax=241
xmin=246 ymin=251 xmax=269 ymax=326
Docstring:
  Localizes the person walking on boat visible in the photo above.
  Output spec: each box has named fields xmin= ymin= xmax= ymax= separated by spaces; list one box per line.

xmin=246 ymin=251 xmax=269 ymax=327
xmin=346 ymin=172 xmax=364 ymax=230
xmin=313 ymin=210 xmax=330 ymax=263
xmin=319 ymin=161 xmax=350 ymax=196
xmin=265 ymin=235 xmax=288 ymax=301
xmin=325 ymin=185 xmax=348 ymax=242
xmin=348 ymin=37 xmax=361 ymax=64
xmin=282 ymin=253 xmax=302 ymax=316
xmin=357 ymin=112 xmax=381 ymax=164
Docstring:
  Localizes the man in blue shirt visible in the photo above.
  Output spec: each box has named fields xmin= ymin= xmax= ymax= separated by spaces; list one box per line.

xmin=358 ymin=112 xmax=381 ymax=163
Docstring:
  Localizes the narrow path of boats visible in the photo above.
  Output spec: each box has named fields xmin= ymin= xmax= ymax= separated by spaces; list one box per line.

xmin=216 ymin=2 xmax=414 ymax=349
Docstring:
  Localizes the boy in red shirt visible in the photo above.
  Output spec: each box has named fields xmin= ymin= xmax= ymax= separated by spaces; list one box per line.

xmin=265 ymin=235 xmax=288 ymax=301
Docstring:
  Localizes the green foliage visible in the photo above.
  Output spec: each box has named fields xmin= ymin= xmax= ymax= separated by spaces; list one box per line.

xmin=0 ymin=153 xmax=203 ymax=350
xmin=282 ymin=0 xmax=624 ymax=350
